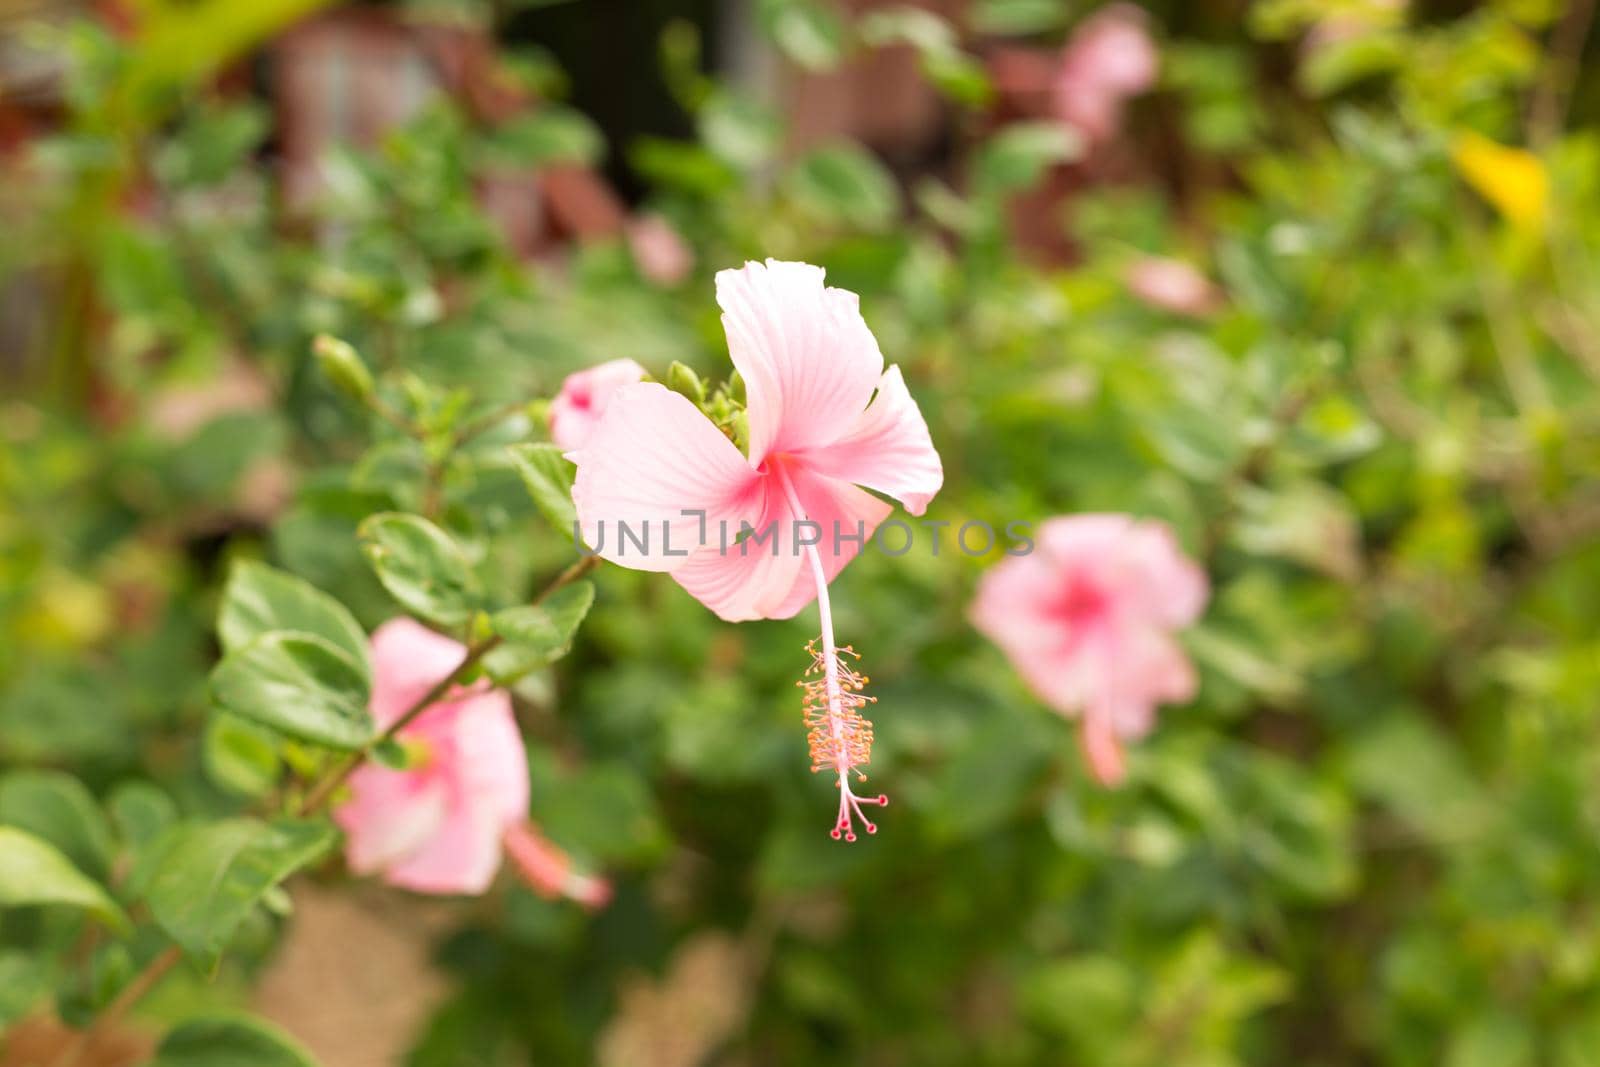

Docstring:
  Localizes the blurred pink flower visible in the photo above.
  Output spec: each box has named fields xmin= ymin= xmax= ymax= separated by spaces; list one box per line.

xmin=1053 ymin=3 xmax=1159 ymax=144
xmin=336 ymin=619 xmax=529 ymax=894
xmin=1126 ymin=256 xmax=1222 ymax=316
xmin=548 ymin=358 xmax=648 ymax=452
xmin=571 ymin=259 xmax=943 ymax=839
xmin=627 ymin=213 xmax=694 ymax=287
xmin=970 ymin=515 xmax=1207 ymax=786
xmin=335 ymin=620 xmax=608 ymax=903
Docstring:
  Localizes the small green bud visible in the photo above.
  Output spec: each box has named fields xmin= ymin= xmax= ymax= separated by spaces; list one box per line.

xmin=371 ymin=737 xmax=409 ymax=770
xmin=728 ymin=369 xmax=746 ymax=404
xmin=666 ymin=361 xmax=706 ymax=405
xmin=312 ymin=334 xmax=374 ymax=403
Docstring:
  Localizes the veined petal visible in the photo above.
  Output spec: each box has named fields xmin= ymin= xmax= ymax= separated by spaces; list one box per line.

xmin=797 ymin=366 xmax=943 ymax=515
xmin=768 ymin=467 xmax=892 ymax=619
xmin=670 ymin=475 xmax=805 ymax=622
xmin=716 ymin=260 xmax=884 ymax=464
xmin=571 ymin=382 xmax=760 ymax=572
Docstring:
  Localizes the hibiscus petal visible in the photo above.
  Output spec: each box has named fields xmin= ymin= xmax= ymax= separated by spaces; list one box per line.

xmin=368 ymin=618 xmax=475 ymax=726
xmin=571 ymin=382 xmax=760 ymax=572
xmin=336 ymin=768 xmax=448 ymax=876
xmin=797 ymin=366 xmax=943 ymax=515
xmin=767 ymin=467 xmax=892 ymax=619
xmin=384 ymin=801 xmax=505 ymax=895
xmin=970 ymin=549 xmax=1085 ymax=712
xmin=716 ymin=260 xmax=884 ymax=464
xmin=447 ymin=690 xmax=531 ymax=823
xmin=1079 ymin=706 xmax=1128 ymax=786
xmin=670 ymin=476 xmax=805 ymax=622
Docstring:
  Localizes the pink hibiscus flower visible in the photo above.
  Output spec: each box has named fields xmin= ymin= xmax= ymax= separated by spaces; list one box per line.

xmin=335 ymin=619 xmax=608 ymax=904
xmin=548 ymin=358 xmax=649 ymax=452
xmin=970 ymin=515 xmax=1207 ymax=785
xmin=570 ymin=259 xmax=943 ymax=839
xmin=1053 ymin=3 xmax=1159 ymax=144
xmin=627 ymin=213 xmax=694 ymax=287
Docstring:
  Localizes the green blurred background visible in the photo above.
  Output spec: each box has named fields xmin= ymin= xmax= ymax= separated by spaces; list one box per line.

xmin=4 ymin=0 xmax=1600 ymax=1064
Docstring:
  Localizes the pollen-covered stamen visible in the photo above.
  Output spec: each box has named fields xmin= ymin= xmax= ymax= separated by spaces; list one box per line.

xmin=776 ymin=465 xmax=887 ymax=843
xmin=800 ymin=642 xmax=875 ymax=775
xmin=799 ymin=641 xmax=887 ymax=841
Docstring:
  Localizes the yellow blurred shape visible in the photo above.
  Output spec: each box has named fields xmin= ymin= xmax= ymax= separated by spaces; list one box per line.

xmin=1451 ymin=131 xmax=1548 ymax=234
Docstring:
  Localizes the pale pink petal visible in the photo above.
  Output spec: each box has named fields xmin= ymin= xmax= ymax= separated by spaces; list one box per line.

xmin=384 ymin=801 xmax=505 ymax=895
xmin=627 ymin=214 xmax=693 ymax=287
xmin=503 ymin=822 xmax=612 ymax=910
xmin=669 ymin=476 xmax=806 ymax=622
xmin=336 ymin=768 xmax=448 ymax=876
xmin=766 ymin=467 xmax=892 ymax=619
xmin=368 ymin=618 xmax=473 ymax=726
xmin=1080 ymin=703 xmax=1127 ymax=786
xmin=970 ymin=548 xmax=1094 ymax=713
xmin=1120 ymin=522 xmax=1209 ymax=628
xmin=548 ymin=358 xmax=648 ymax=452
xmin=796 ymin=366 xmax=944 ymax=516
xmin=716 ymin=260 xmax=884 ymax=464
xmin=1059 ymin=4 xmax=1158 ymax=97
xmin=1052 ymin=3 xmax=1158 ymax=143
xmin=446 ymin=689 xmax=531 ymax=823
xmin=1126 ymin=257 xmax=1221 ymax=317
xmin=571 ymin=382 xmax=760 ymax=572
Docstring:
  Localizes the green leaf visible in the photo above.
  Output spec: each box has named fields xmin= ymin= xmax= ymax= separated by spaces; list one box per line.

xmin=0 ymin=827 xmax=130 ymax=934
xmin=698 ymin=93 xmax=781 ymax=171
xmin=219 ymin=560 xmax=370 ymax=679
xmin=148 ymin=1015 xmax=321 ymax=1067
xmin=135 ymin=818 xmax=335 ymax=965
xmin=107 ymin=781 xmax=178 ymax=856
xmin=204 ymin=712 xmax=284 ymax=798
xmin=785 ymin=144 xmax=901 ymax=230
xmin=1346 ymin=715 xmax=1494 ymax=847
xmin=971 ymin=0 xmax=1070 ymax=36
xmin=759 ymin=0 xmax=846 ymax=71
xmin=0 ymin=950 xmax=51 ymax=1028
xmin=358 ymin=513 xmax=483 ymax=627
xmin=974 ymin=122 xmax=1083 ymax=194
xmin=1232 ymin=483 xmax=1362 ymax=580
xmin=485 ymin=582 xmax=596 ymax=683
xmin=481 ymin=107 xmax=604 ymax=168
xmin=507 ymin=444 xmax=578 ymax=537
xmin=210 ymin=631 xmax=374 ymax=751
xmin=1187 ymin=624 xmax=1304 ymax=703
xmin=0 ymin=770 xmax=116 ymax=882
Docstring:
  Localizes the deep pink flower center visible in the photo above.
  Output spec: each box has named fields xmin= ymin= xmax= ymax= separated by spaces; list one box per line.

xmin=1049 ymin=577 xmax=1111 ymax=628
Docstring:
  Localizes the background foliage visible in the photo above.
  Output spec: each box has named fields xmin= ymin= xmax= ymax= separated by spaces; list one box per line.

xmin=4 ymin=0 xmax=1600 ymax=1064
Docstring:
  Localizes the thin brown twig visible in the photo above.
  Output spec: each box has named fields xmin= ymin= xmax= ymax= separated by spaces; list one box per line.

xmin=49 ymin=946 xmax=181 ymax=1067
xmin=1528 ymin=0 xmax=1598 ymax=148
xmin=297 ymin=553 xmax=600 ymax=814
